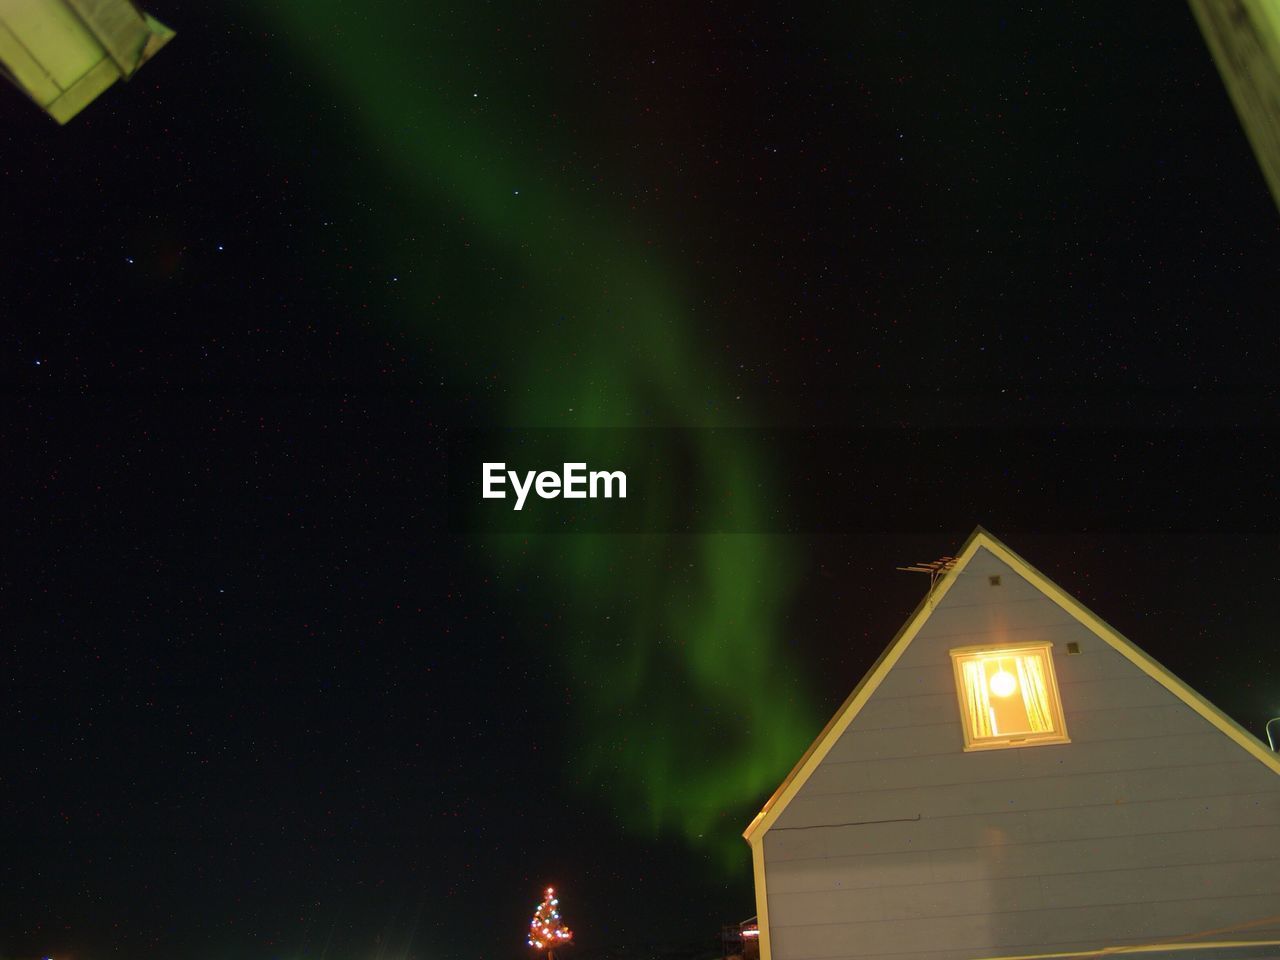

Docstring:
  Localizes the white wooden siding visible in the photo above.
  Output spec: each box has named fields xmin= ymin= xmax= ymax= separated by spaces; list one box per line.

xmin=763 ymin=546 xmax=1280 ymax=960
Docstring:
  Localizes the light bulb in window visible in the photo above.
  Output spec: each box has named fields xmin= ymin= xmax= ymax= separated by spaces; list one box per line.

xmin=989 ymin=667 xmax=1017 ymax=697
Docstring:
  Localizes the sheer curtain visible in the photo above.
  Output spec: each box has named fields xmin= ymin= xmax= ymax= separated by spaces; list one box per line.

xmin=1016 ymin=654 xmax=1053 ymax=732
xmin=963 ymin=659 xmax=994 ymax=738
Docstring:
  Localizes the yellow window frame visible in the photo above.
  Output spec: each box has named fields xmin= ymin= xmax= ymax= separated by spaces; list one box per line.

xmin=949 ymin=641 xmax=1070 ymax=751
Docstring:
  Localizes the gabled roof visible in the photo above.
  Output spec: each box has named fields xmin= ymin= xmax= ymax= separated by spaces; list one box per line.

xmin=743 ymin=526 xmax=1280 ymax=844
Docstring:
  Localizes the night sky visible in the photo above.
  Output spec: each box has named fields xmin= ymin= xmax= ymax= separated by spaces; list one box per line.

xmin=3 ymin=2 xmax=1279 ymax=959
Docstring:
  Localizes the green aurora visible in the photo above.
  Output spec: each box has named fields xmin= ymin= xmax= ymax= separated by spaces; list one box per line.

xmin=255 ymin=0 xmax=821 ymax=867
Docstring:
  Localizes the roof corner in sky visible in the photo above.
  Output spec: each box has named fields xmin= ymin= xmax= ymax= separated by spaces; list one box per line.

xmin=743 ymin=525 xmax=1280 ymax=844
xmin=1186 ymin=0 xmax=1280 ymax=212
xmin=0 ymin=0 xmax=173 ymax=124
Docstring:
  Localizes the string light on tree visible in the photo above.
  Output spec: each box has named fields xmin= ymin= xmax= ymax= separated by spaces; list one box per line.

xmin=527 ymin=886 xmax=573 ymax=959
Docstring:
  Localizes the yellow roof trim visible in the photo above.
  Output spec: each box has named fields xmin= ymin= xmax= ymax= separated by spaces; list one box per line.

xmin=743 ymin=526 xmax=986 ymax=841
xmin=970 ymin=940 xmax=1280 ymax=960
xmin=743 ymin=527 xmax=1280 ymax=843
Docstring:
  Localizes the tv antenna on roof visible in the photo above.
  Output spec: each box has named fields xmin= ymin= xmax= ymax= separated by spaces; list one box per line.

xmin=896 ymin=556 xmax=958 ymax=592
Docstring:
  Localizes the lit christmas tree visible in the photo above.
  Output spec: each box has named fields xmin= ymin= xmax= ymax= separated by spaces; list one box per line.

xmin=527 ymin=886 xmax=573 ymax=958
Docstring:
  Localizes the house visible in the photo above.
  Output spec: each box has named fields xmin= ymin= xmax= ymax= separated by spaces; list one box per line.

xmin=744 ymin=528 xmax=1280 ymax=960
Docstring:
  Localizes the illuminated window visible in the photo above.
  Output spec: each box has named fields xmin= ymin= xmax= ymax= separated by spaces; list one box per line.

xmin=949 ymin=642 xmax=1069 ymax=751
